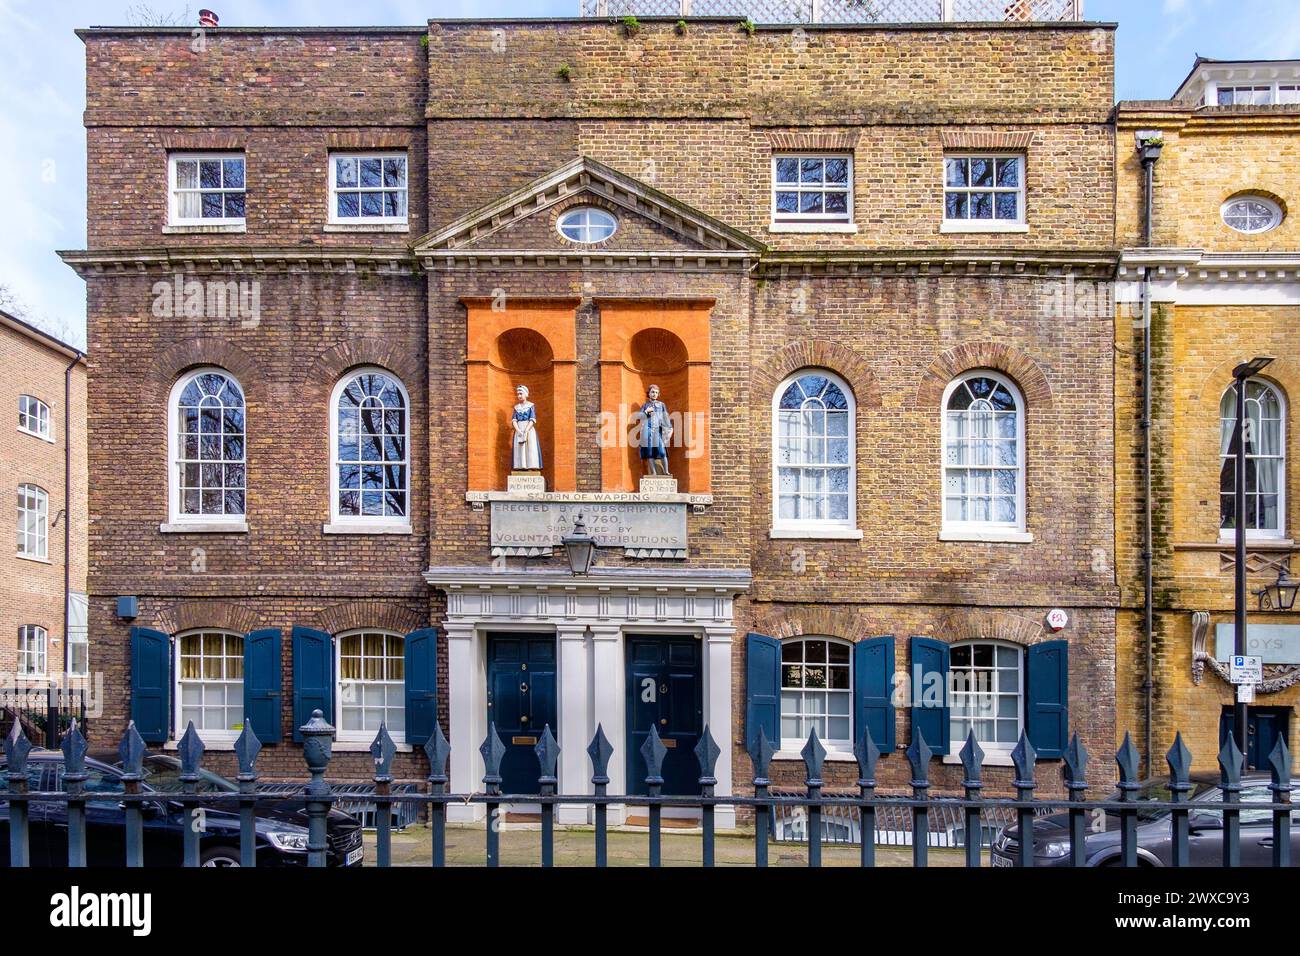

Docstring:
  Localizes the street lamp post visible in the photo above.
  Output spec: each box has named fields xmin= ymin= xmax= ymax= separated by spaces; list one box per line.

xmin=1232 ymin=357 xmax=1275 ymax=757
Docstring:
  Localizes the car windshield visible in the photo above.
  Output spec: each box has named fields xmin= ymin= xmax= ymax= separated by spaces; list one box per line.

xmin=1104 ymin=779 xmax=1220 ymax=820
xmin=140 ymin=761 xmax=238 ymax=794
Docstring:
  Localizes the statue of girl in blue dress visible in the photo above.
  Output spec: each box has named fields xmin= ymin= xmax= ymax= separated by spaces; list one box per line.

xmin=637 ymin=384 xmax=673 ymax=476
xmin=512 ymin=385 xmax=543 ymax=471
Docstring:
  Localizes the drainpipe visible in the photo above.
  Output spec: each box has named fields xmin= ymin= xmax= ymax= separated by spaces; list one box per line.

xmin=62 ymin=353 xmax=82 ymax=685
xmin=1136 ymin=131 xmax=1162 ymax=775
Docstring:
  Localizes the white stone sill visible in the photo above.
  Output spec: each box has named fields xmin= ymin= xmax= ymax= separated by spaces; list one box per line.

xmin=322 ymin=523 xmax=413 ymax=536
xmin=943 ymin=752 xmax=1017 ymax=768
xmin=159 ymin=522 xmax=249 ymax=534
xmin=940 ymin=530 xmax=1034 ymax=544
xmin=333 ymin=740 xmax=414 ymax=753
xmin=17 ymin=426 xmax=56 ymax=445
xmin=769 ymin=527 xmax=865 ymax=541
xmin=324 ymin=222 xmax=410 ymax=233
xmin=16 ymin=553 xmax=52 ymax=565
xmin=774 ymin=750 xmax=858 ymax=763
xmin=768 ymin=222 xmax=859 ymax=234
xmin=940 ymin=221 xmax=1030 ymax=234
xmin=165 ymin=738 xmax=238 ymax=752
xmin=163 ymin=223 xmax=247 ymax=234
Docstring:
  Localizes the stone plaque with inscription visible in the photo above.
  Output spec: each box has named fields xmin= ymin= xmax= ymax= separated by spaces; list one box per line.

xmin=490 ymin=500 xmax=688 ymax=560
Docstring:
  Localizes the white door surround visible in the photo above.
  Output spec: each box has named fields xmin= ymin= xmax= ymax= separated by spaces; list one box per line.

xmin=424 ymin=566 xmax=751 ymax=829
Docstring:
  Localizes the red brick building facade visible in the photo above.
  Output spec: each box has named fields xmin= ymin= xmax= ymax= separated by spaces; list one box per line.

xmin=64 ymin=17 xmax=1119 ymax=822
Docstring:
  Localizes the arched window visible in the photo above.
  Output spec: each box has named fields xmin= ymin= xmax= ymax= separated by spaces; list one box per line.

xmin=950 ymin=641 xmax=1023 ymax=754
xmin=177 ymin=630 xmax=245 ymax=740
xmin=16 ymin=484 xmax=48 ymax=560
xmin=168 ymin=369 xmax=246 ymax=523
xmin=18 ymin=395 xmax=51 ymax=440
xmin=330 ymin=369 xmax=410 ymax=527
xmin=780 ymin=636 xmax=852 ymax=752
xmin=17 ymin=625 xmax=47 ymax=677
xmin=773 ymin=370 xmax=855 ymax=533
xmin=337 ymin=630 xmax=406 ymax=742
xmin=1221 ymin=379 xmax=1286 ymax=538
xmin=942 ymin=371 xmax=1026 ymax=534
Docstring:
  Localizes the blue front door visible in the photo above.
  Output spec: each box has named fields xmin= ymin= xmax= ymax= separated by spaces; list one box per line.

xmin=626 ymin=636 xmax=703 ymax=797
xmin=487 ymin=634 xmax=557 ymax=795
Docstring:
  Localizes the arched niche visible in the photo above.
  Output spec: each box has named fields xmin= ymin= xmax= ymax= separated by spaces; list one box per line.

xmin=596 ymin=298 xmax=713 ymax=494
xmin=464 ymin=297 xmax=578 ymax=492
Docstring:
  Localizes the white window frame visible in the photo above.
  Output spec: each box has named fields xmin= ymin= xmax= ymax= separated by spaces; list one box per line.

xmin=949 ymin=640 xmax=1024 ymax=756
xmin=16 ymin=484 xmax=48 ymax=561
xmin=1221 ymin=195 xmax=1284 ymax=235
xmin=167 ymin=368 xmax=248 ymax=528
xmin=941 ymin=371 xmax=1027 ymax=539
xmin=17 ymin=625 xmax=47 ymax=679
xmin=771 ymin=369 xmax=859 ymax=539
xmin=941 ymin=153 xmax=1028 ymax=233
xmin=327 ymin=151 xmax=409 ymax=227
xmin=335 ymin=630 xmax=406 ymax=745
xmin=328 ymin=368 xmax=411 ymax=532
xmin=168 ymin=152 xmax=247 ymax=228
xmin=174 ymin=630 xmax=245 ymax=745
xmin=779 ymin=636 xmax=854 ymax=756
xmin=556 ymin=206 xmax=618 ymax=244
xmin=18 ymin=395 xmax=52 ymax=442
xmin=771 ymin=154 xmax=855 ymax=229
xmin=1220 ymin=378 xmax=1287 ymax=541
xmin=1216 ymin=85 xmax=1275 ymax=106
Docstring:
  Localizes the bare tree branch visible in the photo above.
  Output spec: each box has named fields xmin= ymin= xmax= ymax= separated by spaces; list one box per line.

xmin=124 ymin=3 xmax=192 ymax=26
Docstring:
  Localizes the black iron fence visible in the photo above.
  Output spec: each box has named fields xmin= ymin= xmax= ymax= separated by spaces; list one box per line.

xmin=2 ymin=711 xmax=1293 ymax=868
xmin=0 ymin=686 xmax=86 ymax=749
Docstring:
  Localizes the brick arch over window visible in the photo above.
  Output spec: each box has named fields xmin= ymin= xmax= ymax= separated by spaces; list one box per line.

xmin=915 ymin=343 xmax=1052 ymax=410
xmin=311 ymin=601 xmax=427 ymax=636
xmin=755 ymin=340 xmax=880 ymax=410
xmin=153 ymin=600 xmax=263 ymax=637
xmin=749 ymin=606 xmax=874 ymax=644
xmin=932 ymin=609 xmax=1047 ymax=648
xmin=306 ymin=337 xmax=423 ymax=396
xmin=154 ymin=338 xmax=263 ymax=402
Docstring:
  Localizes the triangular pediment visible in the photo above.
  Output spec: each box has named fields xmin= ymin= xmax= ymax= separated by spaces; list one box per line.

xmin=412 ymin=157 xmax=764 ymax=258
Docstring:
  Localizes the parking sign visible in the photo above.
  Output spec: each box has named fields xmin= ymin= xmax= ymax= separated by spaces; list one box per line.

xmin=1230 ymin=655 xmax=1263 ymax=685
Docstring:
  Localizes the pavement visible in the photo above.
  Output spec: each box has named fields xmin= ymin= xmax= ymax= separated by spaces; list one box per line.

xmin=362 ymin=823 xmax=967 ymax=867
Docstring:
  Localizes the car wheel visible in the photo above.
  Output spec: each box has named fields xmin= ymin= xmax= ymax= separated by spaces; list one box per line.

xmin=200 ymin=847 xmax=241 ymax=868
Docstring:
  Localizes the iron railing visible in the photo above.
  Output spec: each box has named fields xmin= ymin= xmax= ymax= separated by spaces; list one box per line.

xmin=0 ymin=685 xmax=86 ymax=750
xmin=1 ymin=712 xmax=1293 ymax=868
xmin=579 ymin=0 xmax=1086 ymax=22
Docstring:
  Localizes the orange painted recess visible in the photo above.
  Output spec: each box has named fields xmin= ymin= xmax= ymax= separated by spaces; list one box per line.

xmin=464 ymin=297 xmax=580 ymax=493
xmin=595 ymin=298 xmax=714 ymax=495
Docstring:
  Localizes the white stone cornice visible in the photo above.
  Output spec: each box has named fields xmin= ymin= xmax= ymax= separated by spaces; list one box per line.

xmin=1117 ymin=247 xmax=1300 ymax=305
xmin=425 ymin=565 xmax=751 ymax=594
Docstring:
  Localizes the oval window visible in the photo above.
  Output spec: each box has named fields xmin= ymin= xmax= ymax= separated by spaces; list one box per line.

xmin=1222 ymin=195 xmax=1283 ymax=234
xmin=557 ymin=207 xmax=617 ymax=244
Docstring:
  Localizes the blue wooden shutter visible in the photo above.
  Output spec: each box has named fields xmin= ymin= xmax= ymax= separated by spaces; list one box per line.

xmin=854 ymin=636 xmax=895 ymax=754
xmin=291 ymin=626 xmax=333 ymax=742
xmin=404 ymin=628 xmax=439 ymax=747
xmin=745 ymin=632 xmax=781 ymax=753
xmin=243 ymin=628 xmax=282 ymax=744
xmin=910 ymin=637 xmax=950 ymax=756
xmin=1026 ymin=640 xmax=1069 ymax=759
xmin=129 ymin=627 xmax=171 ymax=744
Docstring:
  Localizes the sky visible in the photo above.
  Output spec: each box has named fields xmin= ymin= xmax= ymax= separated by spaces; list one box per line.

xmin=1 ymin=0 xmax=1299 ymax=349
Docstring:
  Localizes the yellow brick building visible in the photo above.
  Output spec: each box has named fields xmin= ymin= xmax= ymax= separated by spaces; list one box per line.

xmin=1116 ymin=58 xmax=1300 ymax=773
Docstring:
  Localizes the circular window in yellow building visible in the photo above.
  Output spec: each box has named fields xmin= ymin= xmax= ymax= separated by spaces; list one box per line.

xmin=1221 ymin=194 xmax=1283 ymax=234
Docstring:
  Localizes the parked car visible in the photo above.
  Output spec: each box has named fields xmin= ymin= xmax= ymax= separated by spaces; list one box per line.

xmin=991 ymin=773 xmax=1300 ymax=867
xmin=0 ymin=750 xmax=364 ymax=867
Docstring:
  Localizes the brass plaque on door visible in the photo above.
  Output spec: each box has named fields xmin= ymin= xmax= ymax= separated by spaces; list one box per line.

xmin=661 ymin=739 xmax=677 ymax=749
xmin=512 ymin=736 xmax=538 ymax=746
